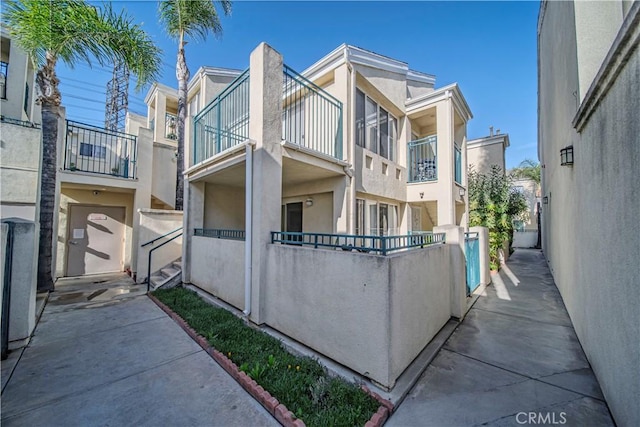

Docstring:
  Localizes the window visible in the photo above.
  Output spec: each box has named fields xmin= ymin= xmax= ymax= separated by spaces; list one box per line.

xmin=356 ymin=199 xmax=365 ymax=235
xmin=79 ymin=143 xmax=106 ymax=159
xmin=355 ymin=89 xmax=397 ymax=161
xmin=454 ymin=145 xmax=462 ymax=184
xmin=23 ymin=83 xmax=29 ymax=116
xmin=0 ymin=61 xmax=7 ymax=100
xmin=365 ymin=96 xmax=377 ymax=153
xmin=188 ymin=92 xmax=200 ymax=117
xmin=360 ymin=200 xmax=398 ymax=236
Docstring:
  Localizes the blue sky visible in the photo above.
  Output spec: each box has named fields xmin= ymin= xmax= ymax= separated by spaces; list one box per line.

xmin=58 ymin=1 xmax=540 ymax=168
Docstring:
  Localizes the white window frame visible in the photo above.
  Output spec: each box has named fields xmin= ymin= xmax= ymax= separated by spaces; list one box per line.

xmin=355 ymin=88 xmax=397 ymax=162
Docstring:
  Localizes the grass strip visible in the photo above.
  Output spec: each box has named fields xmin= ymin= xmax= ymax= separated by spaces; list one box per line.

xmin=153 ymin=287 xmax=379 ymax=427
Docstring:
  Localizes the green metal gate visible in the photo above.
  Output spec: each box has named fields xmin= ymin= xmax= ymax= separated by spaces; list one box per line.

xmin=465 ymin=232 xmax=480 ymax=295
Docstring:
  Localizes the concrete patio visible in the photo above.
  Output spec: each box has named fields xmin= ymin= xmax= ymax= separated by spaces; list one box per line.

xmin=387 ymin=249 xmax=615 ymax=426
xmin=0 ymin=273 xmax=277 ymax=427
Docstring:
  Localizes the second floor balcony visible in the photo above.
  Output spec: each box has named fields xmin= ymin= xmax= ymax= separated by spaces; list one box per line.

xmin=192 ymin=64 xmax=343 ymax=165
xmin=63 ymin=120 xmax=137 ymax=179
xmin=407 ymin=135 xmax=437 ymax=183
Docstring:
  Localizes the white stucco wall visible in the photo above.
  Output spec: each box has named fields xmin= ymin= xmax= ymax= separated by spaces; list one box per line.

xmin=467 ymin=140 xmax=506 ymax=175
xmin=263 ymin=243 xmax=453 ymax=388
xmin=151 ymin=142 xmax=178 ymax=208
xmin=0 ymin=123 xmax=41 ymax=221
xmin=204 ymin=183 xmax=246 ymax=230
xmin=191 ymin=236 xmax=245 ymax=310
xmin=136 ymin=209 xmax=183 ymax=282
xmin=539 ymin=2 xmax=640 ymax=425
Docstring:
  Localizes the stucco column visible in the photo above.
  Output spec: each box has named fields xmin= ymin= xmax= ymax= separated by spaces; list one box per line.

xmin=182 ymin=181 xmax=205 ymax=284
xmin=248 ymin=43 xmax=283 ymax=324
xmin=434 ymin=224 xmax=466 ymax=320
xmin=436 ymin=99 xmax=455 ymax=226
xmin=2 ymin=219 xmax=38 ymax=349
xmin=131 ymin=127 xmax=153 ymax=273
xmin=470 ymin=226 xmax=490 ymax=286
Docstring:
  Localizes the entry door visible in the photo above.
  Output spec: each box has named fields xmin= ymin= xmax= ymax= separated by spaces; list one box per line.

xmin=67 ymin=205 xmax=126 ymax=276
xmin=285 ymin=202 xmax=303 ymax=232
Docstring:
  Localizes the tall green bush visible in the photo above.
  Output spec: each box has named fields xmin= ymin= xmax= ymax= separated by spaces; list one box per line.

xmin=468 ymin=166 xmax=528 ymax=270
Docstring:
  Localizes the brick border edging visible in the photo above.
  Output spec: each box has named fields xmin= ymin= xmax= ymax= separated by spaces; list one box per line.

xmin=147 ymin=293 xmax=393 ymax=427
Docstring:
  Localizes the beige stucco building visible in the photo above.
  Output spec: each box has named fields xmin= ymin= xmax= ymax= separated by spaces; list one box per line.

xmin=538 ymin=1 xmax=639 ymax=425
xmin=466 ymin=130 xmax=509 ymax=175
xmin=175 ymin=43 xmax=485 ymax=389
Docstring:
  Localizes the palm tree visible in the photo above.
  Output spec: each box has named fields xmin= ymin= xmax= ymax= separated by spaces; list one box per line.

xmin=3 ymin=0 xmax=162 ymax=291
xmin=510 ymin=158 xmax=541 ymax=184
xmin=158 ymin=0 xmax=232 ymax=210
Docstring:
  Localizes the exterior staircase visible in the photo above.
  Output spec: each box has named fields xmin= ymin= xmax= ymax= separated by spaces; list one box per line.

xmin=148 ymin=258 xmax=182 ymax=290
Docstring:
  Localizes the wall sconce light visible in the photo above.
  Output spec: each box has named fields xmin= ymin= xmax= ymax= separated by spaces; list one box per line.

xmin=459 ymin=187 xmax=466 ymax=197
xmin=560 ymin=146 xmax=574 ymax=166
xmin=305 ymin=197 xmax=314 ymax=207
xmin=542 ymin=196 xmax=549 ymax=204
xmin=419 ymin=192 xmax=424 ymax=199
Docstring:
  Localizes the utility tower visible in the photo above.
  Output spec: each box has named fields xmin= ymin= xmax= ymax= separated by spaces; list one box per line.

xmin=105 ymin=61 xmax=130 ymax=131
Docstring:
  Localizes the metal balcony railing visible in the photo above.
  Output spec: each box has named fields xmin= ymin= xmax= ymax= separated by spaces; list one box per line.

xmin=194 ymin=228 xmax=245 ymax=241
xmin=63 ymin=120 xmax=137 ymax=179
xmin=271 ymin=231 xmax=445 ymax=255
xmin=282 ymin=65 xmax=343 ymax=160
xmin=165 ymin=112 xmax=177 ymax=140
xmin=408 ymin=135 xmax=437 ymax=183
xmin=193 ymin=69 xmax=250 ymax=164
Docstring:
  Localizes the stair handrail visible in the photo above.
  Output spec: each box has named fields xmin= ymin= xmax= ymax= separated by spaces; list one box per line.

xmin=141 ymin=227 xmax=183 ymax=248
xmin=147 ymin=229 xmax=183 ymax=293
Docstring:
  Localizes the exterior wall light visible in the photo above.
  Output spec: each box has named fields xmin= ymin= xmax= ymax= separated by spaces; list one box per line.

xmin=459 ymin=187 xmax=466 ymax=197
xmin=542 ymin=196 xmax=549 ymax=204
xmin=560 ymin=146 xmax=574 ymax=166
xmin=305 ymin=197 xmax=314 ymax=207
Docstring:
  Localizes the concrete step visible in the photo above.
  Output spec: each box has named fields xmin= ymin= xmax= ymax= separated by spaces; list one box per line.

xmin=160 ymin=267 xmax=180 ymax=278
xmin=172 ymin=261 xmax=182 ymax=270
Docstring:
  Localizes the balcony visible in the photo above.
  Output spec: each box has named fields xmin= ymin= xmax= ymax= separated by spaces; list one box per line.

xmin=165 ymin=113 xmax=177 ymax=140
xmin=63 ymin=120 xmax=137 ymax=179
xmin=193 ymin=69 xmax=250 ymax=164
xmin=407 ymin=135 xmax=437 ymax=183
xmin=192 ymin=64 xmax=343 ymax=165
xmin=282 ymin=65 xmax=343 ymax=160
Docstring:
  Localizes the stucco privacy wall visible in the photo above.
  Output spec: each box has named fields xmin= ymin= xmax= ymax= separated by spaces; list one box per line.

xmin=1 ymin=219 xmax=38 ymax=349
xmin=0 ymin=123 xmax=41 ymax=221
xmin=263 ymin=243 xmax=453 ymax=388
xmin=539 ymin=2 xmax=640 ymax=425
xmin=388 ymin=244 xmax=452 ymax=380
xmin=136 ymin=209 xmax=183 ymax=282
xmin=190 ymin=236 xmax=244 ymax=310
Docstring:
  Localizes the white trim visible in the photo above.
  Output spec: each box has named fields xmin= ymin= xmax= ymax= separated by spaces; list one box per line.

xmin=573 ymin=1 xmax=640 ymax=131
xmin=187 ymin=66 xmax=242 ymax=93
xmin=143 ymin=82 xmax=178 ymax=105
xmin=406 ymin=83 xmax=473 ymax=121
xmin=467 ymin=134 xmax=510 ymax=149
xmin=407 ymin=69 xmax=436 ymax=85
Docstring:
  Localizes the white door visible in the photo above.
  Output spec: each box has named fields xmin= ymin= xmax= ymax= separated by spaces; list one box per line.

xmin=66 ymin=205 xmax=125 ymax=276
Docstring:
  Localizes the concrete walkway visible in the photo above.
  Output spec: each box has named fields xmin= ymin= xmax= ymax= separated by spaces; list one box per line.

xmin=388 ymin=249 xmax=614 ymax=426
xmin=0 ymin=273 xmax=277 ymax=427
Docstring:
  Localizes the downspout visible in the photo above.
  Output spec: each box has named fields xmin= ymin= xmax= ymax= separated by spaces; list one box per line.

xmin=244 ymin=140 xmax=255 ymax=316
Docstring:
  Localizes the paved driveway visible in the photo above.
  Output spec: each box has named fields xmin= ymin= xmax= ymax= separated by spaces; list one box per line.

xmin=1 ymin=274 xmax=278 ymax=427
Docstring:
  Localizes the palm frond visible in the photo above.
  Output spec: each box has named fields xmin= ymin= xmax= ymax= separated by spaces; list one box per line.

xmin=158 ymin=0 xmax=232 ymax=42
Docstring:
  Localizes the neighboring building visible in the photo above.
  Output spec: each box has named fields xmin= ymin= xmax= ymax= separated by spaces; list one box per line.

xmin=466 ymin=129 xmax=509 ymax=175
xmin=538 ymin=1 xmax=639 ymax=426
xmin=510 ymin=177 xmax=540 ymax=248
xmin=179 ymin=43 xmax=479 ymax=389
